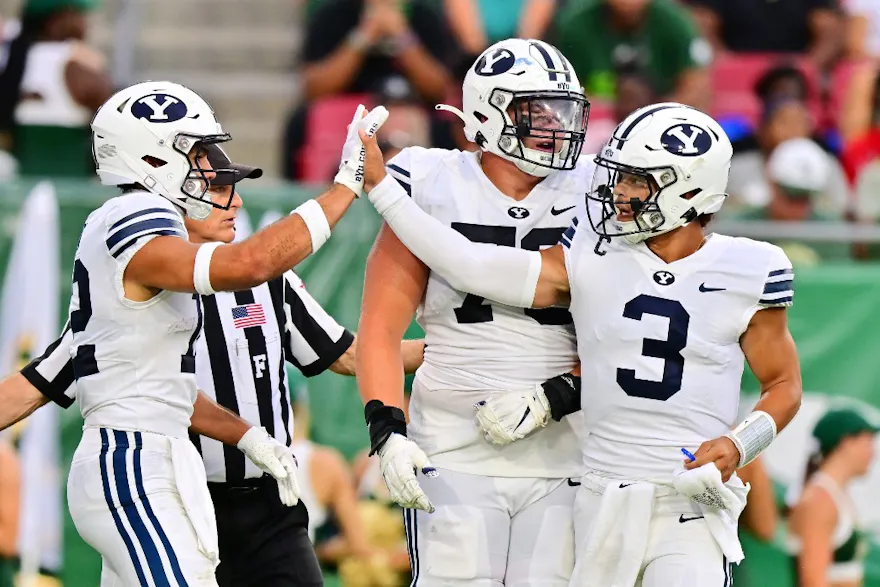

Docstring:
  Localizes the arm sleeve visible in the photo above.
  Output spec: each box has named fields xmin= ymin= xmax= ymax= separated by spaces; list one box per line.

xmin=368 ymin=173 xmax=542 ymax=308
xmin=279 ymin=271 xmax=354 ymax=377
xmin=20 ymin=323 xmax=76 ymax=408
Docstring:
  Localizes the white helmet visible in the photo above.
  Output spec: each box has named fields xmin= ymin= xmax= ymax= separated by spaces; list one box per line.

xmin=587 ymin=103 xmax=733 ymax=245
xmin=91 ymin=81 xmax=231 ymax=220
xmin=437 ymin=38 xmax=589 ymax=177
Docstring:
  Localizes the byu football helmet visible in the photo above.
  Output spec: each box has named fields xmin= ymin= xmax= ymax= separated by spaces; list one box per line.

xmin=437 ymin=38 xmax=590 ymax=177
xmin=587 ymin=103 xmax=733 ymax=244
xmin=91 ymin=81 xmax=231 ymax=220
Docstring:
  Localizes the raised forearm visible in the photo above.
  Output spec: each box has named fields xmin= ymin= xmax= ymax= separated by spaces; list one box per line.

xmin=303 ymin=46 xmax=368 ymax=100
xmin=395 ymin=43 xmax=452 ymax=102
xmin=212 ymin=184 xmax=357 ymax=290
xmin=189 ymin=391 xmax=250 ymax=446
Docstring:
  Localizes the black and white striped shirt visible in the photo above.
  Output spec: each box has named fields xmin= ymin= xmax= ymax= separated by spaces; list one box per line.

xmin=22 ymin=270 xmax=353 ymax=484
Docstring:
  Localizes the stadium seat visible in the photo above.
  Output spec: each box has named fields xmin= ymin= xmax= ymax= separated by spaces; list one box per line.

xmin=710 ymin=53 xmax=822 ymax=128
xmin=298 ymin=93 xmax=373 ymax=184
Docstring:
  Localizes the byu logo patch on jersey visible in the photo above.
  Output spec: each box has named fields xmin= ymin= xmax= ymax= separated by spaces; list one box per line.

xmin=653 ymin=270 xmax=675 ymax=286
xmin=475 ymin=48 xmax=515 ymax=76
xmin=507 ymin=206 xmax=530 ymax=219
xmin=660 ymin=124 xmax=712 ymax=157
xmin=132 ymin=94 xmax=188 ymax=123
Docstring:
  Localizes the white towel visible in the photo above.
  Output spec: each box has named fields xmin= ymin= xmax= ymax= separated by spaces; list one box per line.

xmin=169 ymin=436 xmax=220 ymax=568
xmin=577 ymin=481 xmax=655 ymax=587
xmin=672 ymin=463 xmax=750 ymax=564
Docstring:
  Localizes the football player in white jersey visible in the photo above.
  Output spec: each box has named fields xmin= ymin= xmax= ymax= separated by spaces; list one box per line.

xmin=59 ymin=80 xmax=387 ymax=586
xmin=356 ymin=39 xmax=590 ymax=586
xmin=356 ymin=102 xmax=803 ymax=586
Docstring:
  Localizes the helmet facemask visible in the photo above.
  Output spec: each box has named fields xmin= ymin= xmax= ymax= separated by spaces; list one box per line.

xmin=488 ymin=89 xmax=589 ymax=177
xmin=587 ymin=155 xmax=685 ymax=245
xmin=170 ymin=131 xmax=231 ymax=220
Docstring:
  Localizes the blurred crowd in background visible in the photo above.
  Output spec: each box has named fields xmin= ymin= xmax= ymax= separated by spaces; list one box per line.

xmin=1 ymin=0 xmax=880 ymax=586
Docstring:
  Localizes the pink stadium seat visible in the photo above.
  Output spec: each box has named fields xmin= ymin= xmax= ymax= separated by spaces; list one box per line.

xmin=710 ymin=53 xmax=822 ymax=128
xmin=298 ymin=93 xmax=373 ymax=184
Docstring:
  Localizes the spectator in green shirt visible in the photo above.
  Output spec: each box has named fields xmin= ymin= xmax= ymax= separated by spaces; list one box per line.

xmin=555 ymin=0 xmax=712 ymax=109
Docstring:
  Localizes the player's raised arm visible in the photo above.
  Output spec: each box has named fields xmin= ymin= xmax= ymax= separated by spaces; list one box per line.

xmin=124 ymin=107 xmax=389 ymax=296
xmin=358 ymin=128 xmax=570 ymax=309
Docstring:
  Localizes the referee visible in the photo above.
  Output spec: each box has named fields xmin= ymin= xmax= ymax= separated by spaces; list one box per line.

xmin=1 ymin=147 xmax=425 ymax=586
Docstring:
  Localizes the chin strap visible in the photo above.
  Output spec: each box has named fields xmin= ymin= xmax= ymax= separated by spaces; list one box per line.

xmin=435 ymin=104 xmax=480 ymax=143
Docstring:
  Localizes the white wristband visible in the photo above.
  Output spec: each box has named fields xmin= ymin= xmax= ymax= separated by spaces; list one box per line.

xmin=292 ymin=199 xmax=331 ymax=254
xmin=725 ymin=410 xmax=777 ymax=469
xmin=193 ymin=242 xmax=223 ymax=295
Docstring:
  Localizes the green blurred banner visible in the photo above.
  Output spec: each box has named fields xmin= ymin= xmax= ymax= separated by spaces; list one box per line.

xmin=1 ymin=179 xmax=879 ymax=586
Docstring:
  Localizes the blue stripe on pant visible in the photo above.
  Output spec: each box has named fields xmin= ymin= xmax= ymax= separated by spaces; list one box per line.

xmin=99 ymin=428 xmax=150 ymax=587
xmin=404 ymin=508 xmax=419 ymax=586
xmin=132 ymin=431 xmax=189 ymax=586
xmin=100 ymin=428 xmax=190 ymax=586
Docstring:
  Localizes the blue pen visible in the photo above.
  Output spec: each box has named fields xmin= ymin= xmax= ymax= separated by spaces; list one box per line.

xmin=681 ymin=448 xmax=696 ymax=463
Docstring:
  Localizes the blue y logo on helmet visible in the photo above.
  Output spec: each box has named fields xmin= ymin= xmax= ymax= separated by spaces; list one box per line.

xmin=660 ymin=124 xmax=712 ymax=157
xmin=474 ymin=48 xmax=515 ymax=76
xmin=132 ymin=94 xmax=188 ymax=123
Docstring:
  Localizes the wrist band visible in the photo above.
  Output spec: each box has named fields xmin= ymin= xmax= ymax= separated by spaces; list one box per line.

xmin=725 ymin=410 xmax=777 ymax=468
xmin=193 ymin=242 xmax=223 ymax=295
xmin=292 ymin=199 xmax=332 ymax=254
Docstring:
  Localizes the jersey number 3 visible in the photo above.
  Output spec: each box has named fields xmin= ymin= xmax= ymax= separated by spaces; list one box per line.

xmin=618 ymin=294 xmax=690 ymax=401
xmin=450 ymin=223 xmax=571 ymax=326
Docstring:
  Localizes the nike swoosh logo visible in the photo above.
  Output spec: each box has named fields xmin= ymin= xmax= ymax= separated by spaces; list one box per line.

xmin=551 ymin=205 xmax=576 ymax=216
xmin=515 ymin=407 xmax=531 ymax=431
xmin=679 ymin=514 xmax=705 ymax=523
xmin=619 ymin=483 xmax=634 ymax=488
xmin=567 ymin=478 xmax=582 ymax=487
xmin=699 ymin=283 xmax=726 ymax=293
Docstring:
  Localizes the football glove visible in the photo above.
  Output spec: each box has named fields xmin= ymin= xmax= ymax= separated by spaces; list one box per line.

xmin=377 ymin=433 xmax=438 ymax=513
xmin=334 ymin=104 xmax=389 ymax=196
xmin=237 ymin=426 xmax=301 ymax=506
xmin=474 ymin=374 xmax=581 ymax=446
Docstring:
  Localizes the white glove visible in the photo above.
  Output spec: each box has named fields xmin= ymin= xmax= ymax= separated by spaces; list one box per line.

xmin=237 ymin=426 xmax=301 ymax=506
xmin=672 ymin=462 xmax=748 ymax=514
xmin=474 ymin=384 xmax=551 ymax=446
xmin=334 ymin=104 xmax=389 ymax=196
xmin=377 ymin=433 xmax=438 ymax=513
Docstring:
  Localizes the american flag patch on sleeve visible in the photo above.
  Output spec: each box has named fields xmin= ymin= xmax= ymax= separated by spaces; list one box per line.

xmin=231 ymin=303 xmax=266 ymax=329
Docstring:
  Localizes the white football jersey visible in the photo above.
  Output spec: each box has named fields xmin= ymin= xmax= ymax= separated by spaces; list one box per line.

xmin=562 ymin=214 xmax=794 ymax=480
xmin=69 ymin=191 xmax=200 ymax=438
xmin=388 ymin=146 xmax=591 ymax=477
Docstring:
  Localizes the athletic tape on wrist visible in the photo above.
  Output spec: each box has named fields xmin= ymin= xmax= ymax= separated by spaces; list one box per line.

xmin=364 ymin=399 xmax=407 ymax=456
xmin=193 ymin=242 xmax=223 ymax=295
xmin=292 ymin=199 xmax=332 ymax=254
xmin=725 ymin=410 xmax=777 ymax=468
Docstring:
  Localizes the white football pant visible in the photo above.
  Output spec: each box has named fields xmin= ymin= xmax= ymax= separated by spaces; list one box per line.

xmin=403 ymin=467 xmax=576 ymax=587
xmin=67 ymin=427 xmax=219 ymax=586
xmin=571 ymin=472 xmax=733 ymax=587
